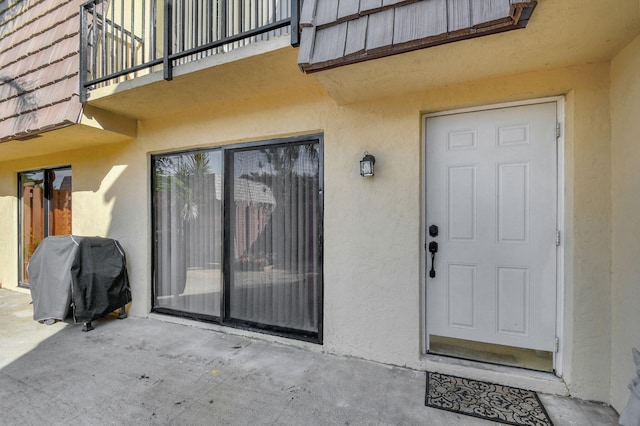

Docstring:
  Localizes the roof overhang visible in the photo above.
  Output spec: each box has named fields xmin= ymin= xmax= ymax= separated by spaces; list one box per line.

xmin=0 ymin=106 xmax=136 ymax=163
xmin=298 ymin=1 xmax=537 ymax=73
xmin=303 ymin=0 xmax=640 ymax=105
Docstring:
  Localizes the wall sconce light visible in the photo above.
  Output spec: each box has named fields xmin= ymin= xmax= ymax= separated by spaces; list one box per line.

xmin=360 ymin=152 xmax=376 ymax=177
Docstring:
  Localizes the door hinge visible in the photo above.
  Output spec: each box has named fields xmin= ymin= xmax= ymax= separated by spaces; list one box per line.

xmin=556 ymin=230 xmax=561 ymax=246
xmin=556 ymin=122 xmax=561 ymax=139
xmin=555 ymin=336 xmax=560 ymax=352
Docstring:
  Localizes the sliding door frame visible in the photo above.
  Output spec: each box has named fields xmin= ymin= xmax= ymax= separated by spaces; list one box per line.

xmin=151 ymin=134 xmax=324 ymax=343
xmin=18 ymin=166 xmax=72 ymax=287
xmin=222 ymin=134 xmax=324 ymax=343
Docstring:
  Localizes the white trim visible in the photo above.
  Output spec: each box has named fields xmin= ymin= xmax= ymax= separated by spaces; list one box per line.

xmin=421 ymin=96 xmax=566 ymax=378
xmin=554 ymin=97 xmax=566 ymax=377
xmin=423 ymin=96 xmax=564 ymax=118
xmin=420 ymin=119 xmax=429 ymax=354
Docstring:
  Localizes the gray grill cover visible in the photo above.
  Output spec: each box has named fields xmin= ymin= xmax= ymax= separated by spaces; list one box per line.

xmin=28 ymin=236 xmax=131 ymax=324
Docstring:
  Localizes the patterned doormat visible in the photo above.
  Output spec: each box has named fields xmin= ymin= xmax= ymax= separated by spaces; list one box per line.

xmin=425 ymin=372 xmax=554 ymax=425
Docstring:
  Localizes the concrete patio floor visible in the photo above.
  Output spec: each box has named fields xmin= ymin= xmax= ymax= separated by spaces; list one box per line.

xmin=0 ymin=288 xmax=619 ymax=425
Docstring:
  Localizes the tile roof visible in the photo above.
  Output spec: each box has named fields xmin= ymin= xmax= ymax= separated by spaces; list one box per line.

xmin=298 ymin=0 xmax=537 ymax=72
xmin=0 ymin=0 xmax=84 ymax=143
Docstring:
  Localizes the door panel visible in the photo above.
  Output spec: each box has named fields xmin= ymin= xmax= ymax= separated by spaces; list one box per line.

xmin=20 ymin=168 xmax=72 ymax=285
xmin=48 ymin=169 xmax=72 ymax=236
xmin=426 ymin=102 xmax=557 ymax=352
xmin=153 ymin=151 xmax=223 ymax=317
xmin=225 ymin=142 xmax=322 ymax=335
xmin=20 ymin=172 xmax=45 ymax=285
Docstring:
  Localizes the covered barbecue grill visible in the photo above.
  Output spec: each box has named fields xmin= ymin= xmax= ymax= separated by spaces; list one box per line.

xmin=28 ymin=235 xmax=131 ymax=331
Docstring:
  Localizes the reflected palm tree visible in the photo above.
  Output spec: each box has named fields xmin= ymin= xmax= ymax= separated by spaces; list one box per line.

xmin=155 ymin=152 xmax=212 ymax=294
xmin=155 ymin=152 xmax=210 ymax=220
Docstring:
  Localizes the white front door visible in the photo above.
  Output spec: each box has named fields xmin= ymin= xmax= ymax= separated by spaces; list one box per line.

xmin=425 ymin=102 xmax=558 ymax=352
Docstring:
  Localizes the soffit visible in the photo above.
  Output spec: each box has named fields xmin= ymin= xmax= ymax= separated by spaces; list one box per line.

xmin=0 ymin=123 xmax=134 ymax=164
xmin=84 ymin=42 xmax=328 ymax=121
xmin=309 ymin=0 xmax=640 ymax=104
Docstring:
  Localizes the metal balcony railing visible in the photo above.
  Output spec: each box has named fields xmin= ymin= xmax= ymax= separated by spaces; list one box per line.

xmin=79 ymin=0 xmax=299 ymax=102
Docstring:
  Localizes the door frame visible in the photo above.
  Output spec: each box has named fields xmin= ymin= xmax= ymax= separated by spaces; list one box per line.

xmin=17 ymin=166 xmax=73 ymax=288
xmin=421 ymin=96 xmax=565 ymax=376
xmin=150 ymin=134 xmax=324 ymax=344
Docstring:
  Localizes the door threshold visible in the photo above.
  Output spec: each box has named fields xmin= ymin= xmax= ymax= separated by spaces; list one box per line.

xmin=419 ymin=352 xmax=569 ymax=396
xmin=429 ymin=335 xmax=554 ymax=372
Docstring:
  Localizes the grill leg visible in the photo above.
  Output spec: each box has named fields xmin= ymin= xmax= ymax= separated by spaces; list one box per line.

xmin=117 ymin=306 xmax=127 ymax=320
xmin=82 ymin=321 xmax=94 ymax=332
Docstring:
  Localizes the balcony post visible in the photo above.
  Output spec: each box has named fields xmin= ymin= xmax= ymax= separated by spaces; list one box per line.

xmin=291 ymin=0 xmax=300 ymax=47
xmin=164 ymin=0 xmax=173 ymax=81
xmin=79 ymin=3 xmax=89 ymax=102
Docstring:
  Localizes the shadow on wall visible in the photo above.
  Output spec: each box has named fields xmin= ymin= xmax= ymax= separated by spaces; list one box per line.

xmin=67 ymin=143 xmax=145 ymax=313
xmin=103 ymin=163 xmax=146 ymax=243
xmin=70 ymin=142 xmax=141 ymax=241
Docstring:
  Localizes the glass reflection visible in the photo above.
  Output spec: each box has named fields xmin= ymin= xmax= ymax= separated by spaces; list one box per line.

xmin=154 ymin=151 xmax=223 ymax=317
xmin=229 ymin=143 xmax=321 ymax=332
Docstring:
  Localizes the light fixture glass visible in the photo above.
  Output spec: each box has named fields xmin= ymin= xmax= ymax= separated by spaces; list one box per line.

xmin=360 ymin=152 xmax=375 ymax=177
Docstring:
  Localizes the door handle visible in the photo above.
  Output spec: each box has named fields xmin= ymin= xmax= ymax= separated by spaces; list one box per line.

xmin=429 ymin=241 xmax=438 ymax=278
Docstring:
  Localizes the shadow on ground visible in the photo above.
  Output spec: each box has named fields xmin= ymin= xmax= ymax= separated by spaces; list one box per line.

xmin=0 ymin=289 xmax=619 ymax=426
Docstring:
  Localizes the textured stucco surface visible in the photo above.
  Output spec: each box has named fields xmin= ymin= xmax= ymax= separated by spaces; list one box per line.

xmin=0 ymin=173 xmax=17 ymax=290
xmin=0 ymin=59 xmax=622 ymax=403
xmin=610 ymin=34 xmax=640 ymax=413
xmin=563 ymin=66 xmax=612 ymax=402
xmin=0 ymin=0 xmax=639 ymax=412
xmin=310 ymin=0 xmax=640 ymax=105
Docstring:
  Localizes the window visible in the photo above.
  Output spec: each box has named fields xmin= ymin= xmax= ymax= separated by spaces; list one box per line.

xmin=152 ymin=136 xmax=323 ymax=342
xmin=19 ymin=167 xmax=72 ymax=286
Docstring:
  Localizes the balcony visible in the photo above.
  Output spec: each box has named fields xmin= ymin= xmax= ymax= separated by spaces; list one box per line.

xmin=79 ymin=0 xmax=300 ymax=103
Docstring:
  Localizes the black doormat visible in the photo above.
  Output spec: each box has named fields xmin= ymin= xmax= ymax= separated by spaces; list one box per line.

xmin=425 ymin=372 xmax=554 ymax=426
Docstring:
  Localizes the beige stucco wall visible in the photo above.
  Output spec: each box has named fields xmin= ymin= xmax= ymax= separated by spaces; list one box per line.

xmin=355 ymin=63 xmax=613 ymax=402
xmin=0 ymin=172 xmax=18 ymax=290
xmin=610 ymin=34 xmax=640 ymax=413
xmin=0 ymin=143 xmax=151 ymax=312
xmin=0 ymin=60 xmax=615 ymax=403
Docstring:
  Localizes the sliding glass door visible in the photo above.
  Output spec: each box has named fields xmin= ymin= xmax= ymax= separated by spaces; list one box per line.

xmin=19 ymin=167 xmax=72 ymax=286
xmin=152 ymin=136 xmax=323 ymax=341
xmin=225 ymin=141 xmax=322 ymax=337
